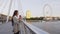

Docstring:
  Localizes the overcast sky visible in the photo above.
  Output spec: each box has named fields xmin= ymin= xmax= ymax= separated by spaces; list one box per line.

xmin=0 ymin=0 xmax=60 ymax=17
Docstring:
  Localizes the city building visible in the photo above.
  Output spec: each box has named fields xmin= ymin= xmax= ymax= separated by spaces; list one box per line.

xmin=26 ymin=10 xmax=31 ymax=19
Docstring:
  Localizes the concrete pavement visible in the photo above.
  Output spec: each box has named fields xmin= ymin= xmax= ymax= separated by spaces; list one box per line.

xmin=0 ymin=22 xmax=13 ymax=34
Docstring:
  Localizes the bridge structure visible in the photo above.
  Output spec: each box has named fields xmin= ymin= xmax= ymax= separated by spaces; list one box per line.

xmin=0 ymin=0 xmax=49 ymax=34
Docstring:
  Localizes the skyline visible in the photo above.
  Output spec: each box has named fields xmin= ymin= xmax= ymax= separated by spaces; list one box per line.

xmin=0 ymin=0 xmax=60 ymax=17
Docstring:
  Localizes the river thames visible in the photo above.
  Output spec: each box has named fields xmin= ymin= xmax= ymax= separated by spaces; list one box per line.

xmin=28 ymin=20 xmax=60 ymax=34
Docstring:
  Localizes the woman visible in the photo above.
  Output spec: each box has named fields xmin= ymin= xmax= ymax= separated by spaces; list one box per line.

xmin=12 ymin=10 xmax=20 ymax=34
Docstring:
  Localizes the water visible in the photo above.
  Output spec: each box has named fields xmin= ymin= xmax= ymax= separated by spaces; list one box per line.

xmin=27 ymin=20 xmax=60 ymax=34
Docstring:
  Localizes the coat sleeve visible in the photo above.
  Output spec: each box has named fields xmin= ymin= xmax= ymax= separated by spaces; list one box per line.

xmin=13 ymin=16 xmax=19 ymax=24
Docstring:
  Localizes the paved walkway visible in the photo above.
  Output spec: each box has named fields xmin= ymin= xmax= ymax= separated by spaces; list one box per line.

xmin=0 ymin=21 xmax=25 ymax=34
xmin=0 ymin=22 xmax=13 ymax=34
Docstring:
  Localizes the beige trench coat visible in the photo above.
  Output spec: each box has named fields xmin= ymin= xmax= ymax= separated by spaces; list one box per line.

xmin=13 ymin=16 xmax=20 ymax=33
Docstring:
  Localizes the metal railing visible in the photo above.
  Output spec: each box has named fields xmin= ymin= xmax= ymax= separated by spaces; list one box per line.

xmin=20 ymin=20 xmax=49 ymax=34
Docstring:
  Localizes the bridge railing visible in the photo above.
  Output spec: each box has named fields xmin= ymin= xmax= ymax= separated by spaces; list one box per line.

xmin=20 ymin=20 xmax=49 ymax=34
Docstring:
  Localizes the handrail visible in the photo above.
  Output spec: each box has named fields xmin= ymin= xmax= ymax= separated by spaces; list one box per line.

xmin=20 ymin=20 xmax=49 ymax=34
